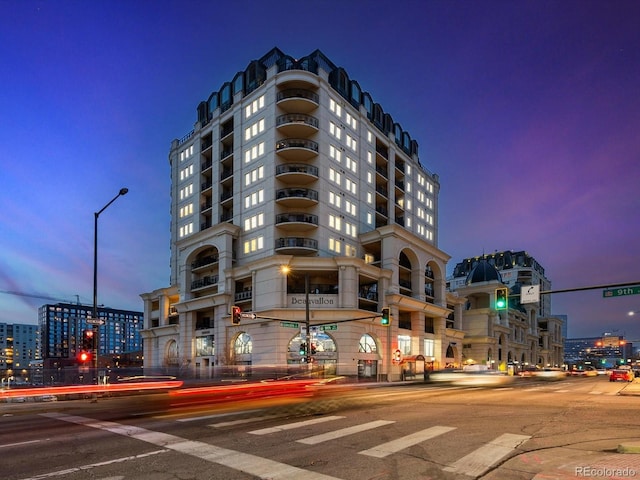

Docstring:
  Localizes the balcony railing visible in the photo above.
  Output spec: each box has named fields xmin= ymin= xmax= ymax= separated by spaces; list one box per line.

xmin=276 ymin=188 xmax=318 ymax=202
xmin=276 ymin=89 xmax=319 ymax=104
xmin=275 ymin=213 xmax=318 ymax=226
xmin=192 ymin=254 xmax=219 ymax=269
xmin=275 ymin=164 xmax=319 ymax=177
xmin=276 ymin=113 xmax=319 ymax=129
xmin=191 ymin=275 xmax=219 ymax=290
xmin=276 ymin=138 xmax=319 ymax=153
xmin=275 ymin=237 xmax=318 ymax=250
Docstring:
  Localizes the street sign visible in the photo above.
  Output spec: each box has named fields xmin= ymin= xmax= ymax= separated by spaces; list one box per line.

xmin=520 ymin=285 xmax=540 ymax=304
xmin=240 ymin=312 xmax=256 ymax=320
xmin=86 ymin=318 xmax=105 ymax=325
xmin=603 ymin=286 xmax=640 ymax=298
xmin=320 ymin=324 xmax=337 ymax=331
xmin=280 ymin=321 xmax=299 ymax=328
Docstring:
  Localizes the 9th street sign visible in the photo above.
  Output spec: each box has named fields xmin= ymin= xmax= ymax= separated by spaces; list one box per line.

xmin=603 ymin=286 xmax=640 ymax=298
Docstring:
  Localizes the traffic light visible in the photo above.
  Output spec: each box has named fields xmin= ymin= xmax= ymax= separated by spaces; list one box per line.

xmin=381 ymin=308 xmax=390 ymax=326
xmin=77 ymin=350 xmax=92 ymax=364
xmin=82 ymin=329 xmax=95 ymax=351
xmin=299 ymin=342 xmax=307 ymax=356
xmin=231 ymin=305 xmax=241 ymax=325
xmin=495 ymin=288 xmax=508 ymax=310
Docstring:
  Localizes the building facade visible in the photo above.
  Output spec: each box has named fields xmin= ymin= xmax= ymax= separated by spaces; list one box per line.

xmin=448 ymin=253 xmax=564 ymax=370
xmin=141 ymin=48 xmax=466 ymax=381
xmin=38 ymin=303 xmax=143 ymax=382
xmin=0 ymin=322 xmax=40 ymax=384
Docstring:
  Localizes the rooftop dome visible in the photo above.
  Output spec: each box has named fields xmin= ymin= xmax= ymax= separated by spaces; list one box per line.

xmin=466 ymin=258 xmax=502 ymax=284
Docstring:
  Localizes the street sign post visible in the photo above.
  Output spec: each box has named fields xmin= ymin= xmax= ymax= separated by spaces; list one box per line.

xmin=603 ymin=286 xmax=640 ymax=298
xmin=280 ymin=321 xmax=299 ymax=328
xmin=240 ymin=312 xmax=256 ymax=320
xmin=521 ymin=285 xmax=540 ymax=304
xmin=86 ymin=318 xmax=105 ymax=325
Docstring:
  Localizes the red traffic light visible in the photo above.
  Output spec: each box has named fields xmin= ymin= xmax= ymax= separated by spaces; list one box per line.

xmin=77 ymin=351 xmax=92 ymax=363
xmin=231 ymin=305 xmax=242 ymax=324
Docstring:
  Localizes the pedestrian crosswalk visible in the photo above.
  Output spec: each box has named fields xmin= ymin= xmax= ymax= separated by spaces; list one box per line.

xmin=210 ymin=412 xmax=531 ymax=477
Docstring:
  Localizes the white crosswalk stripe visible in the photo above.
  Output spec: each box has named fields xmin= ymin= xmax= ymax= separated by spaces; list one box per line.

xmin=443 ymin=432 xmax=531 ymax=477
xmin=249 ymin=416 xmax=345 ymax=435
xmin=297 ymin=420 xmax=395 ymax=445
xmin=359 ymin=425 xmax=456 ymax=458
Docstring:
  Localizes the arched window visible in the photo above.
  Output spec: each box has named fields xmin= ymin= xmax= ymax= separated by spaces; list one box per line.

xmin=358 ymin=334 xmax=377 ymax=353
xmin=234 ymin=333 xmax=252 ymax=355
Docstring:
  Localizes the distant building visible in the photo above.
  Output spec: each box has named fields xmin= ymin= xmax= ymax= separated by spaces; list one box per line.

xmin=448 ymin=253 xmax=564 ymax=370
xmin=38 ymin=303 xmax=143 ymax=382
xmin=0 ymin=322 xmax=40 ymax=383
xmin=141 ymin=47 xmax=462 ymax=381
xmin=564 ymin=334 xmax=633 ymax=368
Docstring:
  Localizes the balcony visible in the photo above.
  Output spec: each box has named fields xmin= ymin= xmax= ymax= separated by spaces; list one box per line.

xmin=192 ymin=254 xmax=219 ymax=271
xmin=275 ymin=163 xmax=318 ymax=184
xmin=276 ymin=88 xmax=319 ymax=113
xmin=275 ymin=237 xmax=318 ymax=255
xmin=276 ymin=138 xmax=319 ymax=161
xmin=275 ymin=213 xmax=318 ymax=231
xmin=276 ymin=188 xmax=318 ymax=207
xmin=191 ymin=275 xmax=219 ymax=291
xmin=276 ymin=113 xmax=319 ymax=137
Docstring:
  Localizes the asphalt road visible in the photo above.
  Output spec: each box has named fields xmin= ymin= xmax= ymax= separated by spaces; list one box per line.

xmin=2 ymin=375 xmax=640 ymax=480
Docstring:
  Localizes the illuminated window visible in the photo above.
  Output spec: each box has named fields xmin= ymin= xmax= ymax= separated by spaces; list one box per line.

xmin=245 ymin=142 xmax=265 ymax=163
xmin=180 ymin=164 xmax=194 ymax=181
xmin=424 ymin=338 xmax=434 ymax=357
xmin=179 ymin=203 xmax=193 ymax=218
xmin=245 ymin=165 xmax=264 ymax=186
xmin=345 ymin=200 xmax=356 ymax=216
xmin=367 ymin=130 xmax=373 ymax=143
xmin=243 ymin=236 xmax=264 ymax=253
xmin=244 ymin=189 xmax=264 ymax=208
xmin=398 ymin=335 xmax=411 ymax=354
xmin=244 ymin=213 xmax=264 ymax=232
xmin=367 ymin=151 xmax=373 ymax=164
xmin=244 ymin=95 xmax=265 ymax=118
xmin=329 ymin=121 xmax=341 ymax=140
xmin=329 ymin=98 xmax=342 ymax=117
xmin=329 ymin=168 xmax=341 ymax=186
xmin=329 ymin=237 xmax=341 ymax=254
xmin=329 ymin=144 xmax=342 ymax=163
xmin=346 ymin=112 xmax=357 ymax=130
xmin=345 ymin=244 xmax=356 ymax=257
xmin=329 ymin=191 xmax=341 ymax=208
xmin=244 ymin=118 xmax=265 ymax=141
xmin=345 ymin=156 xmax=357 ymax=173
xmin=345 ymin=222 xmax=357 ymax=237
xmin=367 ymin=212 xmax=373 ymax=225
xmin=179 ymin=184 xmax=193 ymax=200
xmin=179 ymin=222 xmax=193 ymax=238
xmin=366 ymin=192 xmax=373 ymax=204
xmin=345 ymin=178 xmax=356 ymax=195
xmin=180 ymin=145 xmax=194 ymax=162
xmin=346 ymin=134 xmax=357 ymax=152
xmin=329 ymin=214 xmax=341 ymax=232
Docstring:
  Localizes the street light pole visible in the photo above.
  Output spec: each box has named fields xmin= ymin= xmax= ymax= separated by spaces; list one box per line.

xmin=305 ymin=273 xmax=311 ymax=365
xmin=92 ymin=188 xmax=128 ymax=389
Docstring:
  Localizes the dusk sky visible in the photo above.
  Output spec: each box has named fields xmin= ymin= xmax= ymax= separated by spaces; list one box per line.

xmin=1 ymin=1 xmax=639 ymax=339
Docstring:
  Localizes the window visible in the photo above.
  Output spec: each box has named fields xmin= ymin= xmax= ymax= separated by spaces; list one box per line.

xmin=398 ymin=335 xmax=411 ymax=355
xmin=234 ymin=333 xmax=252 ymax=354
xmin=179 ymin=203 xmax=193 ymax=218
xmin=329 ymin=191 xmax=341 ymax=208
xmin=179 ymin=222 xmax=193 ymax=238
xmin=329 ymin=144 xmax=342 ymax=163
xmin=359 ymin=334 xmax=377 ymax=353
xmin=345 ymin=244 xmax=356 ymax=257
xmin=345 ymin=178 xmax=356 ymax=195
xmin=345 ymin=200 xmax=356 ymax=216
xmin=346 ymin=112 xmax=357 ymax=130
xmin=346 ymin=134 xmax=357 ymax=152
xmin=244 ymin=189 xmax=264 ymax=208
xmin=345 ymin=222 xmax=357 ymax=237
xmin=329 ymin=98 xmax=342 ymax=117
xmin=367 ymin=130 xmax=373 ymax=143
xmin=196 ymin=335 xmax=215 ymax=356
xmin=180 ymin=145 xmax=194 ymax=162
xmin=367 ymin=151 xmax=373 ymax=164
xmin=345 ymin=156 xmax=357 ymax=173
xmin=366 ymin=192 xmax=373 ymax=204
xmin=245 ymin=165 xmax=264 ymax=186
xmin=243 ymin=236 xmax=264 ymax=253
xmin=180 ymin=164 xmax=193 ymax=181
xmin=329 ymin=121 xmax=341 ymax=140
xmin=329 ymin=237 xmax=341 ymax=254
xmin=245 ymin=142 xmax=265 ymax=163
xmin=329 ymin=168 xmax=341 ymax=186
xmin=244 ymin=213 xmax=264 ymax=232
xmin=245 ymin=118 xmax=265 ymax=141
xmin=328 ymin=214 xmax=341 ymax=232
xmin=179 ymin=184 xmax=193 ymax=200
xmin=244 ymin=95 xmax=265 ymax=118
xmin=424 ymin=338 xmax=434 ymax=357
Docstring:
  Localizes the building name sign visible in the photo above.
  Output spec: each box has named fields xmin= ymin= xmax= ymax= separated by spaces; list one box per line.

xmin=288 ymin=294 xmax=337 ymax=308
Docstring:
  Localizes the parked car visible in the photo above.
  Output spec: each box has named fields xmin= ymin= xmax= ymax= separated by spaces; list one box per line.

xmin=609 ymin=369 xmax=634 ymax=382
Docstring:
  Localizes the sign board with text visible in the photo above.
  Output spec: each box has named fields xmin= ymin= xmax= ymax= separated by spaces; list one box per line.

xmin=520 ymin=285 xmax=540 ymax=304
xmin=603 ymin=286 xmax=640 ymax=298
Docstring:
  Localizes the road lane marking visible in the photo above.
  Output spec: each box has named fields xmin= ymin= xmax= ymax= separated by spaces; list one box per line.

xmin=41 ymin=412 xmax=343 ymax=480
xmin=211 ymin=414 xmax=284 ymax=428
xmin=1 ymin=439 xmax=41 ymax=449
xmin=249 ymin=416 xmax=345 ymax=435
xmin=18 ymin=450 xmax=166 ymax=479
xmin=297 ymin=420 xmax=395 ymax=445
xmin=443 ymin=432 xmax=531 ymax=477
xmin=177 ymin=408 xmax=264 ymax=422
xmin=359 ymin=425 xmax=456 ymax=458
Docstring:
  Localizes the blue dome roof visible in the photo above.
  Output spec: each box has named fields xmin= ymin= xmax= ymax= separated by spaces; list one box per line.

xmin=466 ymin=259 xmax=502 ymax=284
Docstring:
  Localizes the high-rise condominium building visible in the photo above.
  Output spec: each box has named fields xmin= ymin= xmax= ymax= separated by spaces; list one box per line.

xmin=141 ymin=48 xmax=466 ymax=381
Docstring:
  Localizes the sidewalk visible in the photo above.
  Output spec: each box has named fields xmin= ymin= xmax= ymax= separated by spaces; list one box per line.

xmin=530 ymin=379 xmax=640 ymax=480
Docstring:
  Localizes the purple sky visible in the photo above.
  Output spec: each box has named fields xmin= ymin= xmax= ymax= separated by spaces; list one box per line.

xmin=1 ymin=0 xmax=639 ymax=339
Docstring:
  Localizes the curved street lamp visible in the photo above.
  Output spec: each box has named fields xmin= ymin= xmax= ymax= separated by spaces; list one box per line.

xmin=92 ymin=188 xmax=128 ymax=389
